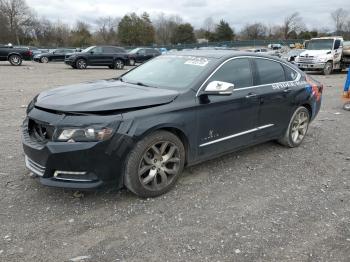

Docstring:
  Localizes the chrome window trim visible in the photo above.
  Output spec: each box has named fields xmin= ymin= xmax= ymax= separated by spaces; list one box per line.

xmin=199 ymin=124 xmax=274 ymax=147
xmin=196 ymin=56 xmax=301 ymax=96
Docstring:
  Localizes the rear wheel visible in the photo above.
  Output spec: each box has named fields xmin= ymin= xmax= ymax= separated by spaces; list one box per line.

xmin=9 ymin=54 xmax=22 ymax=66
xmin=323 ymin=61 xmax=333 ymax=75
xmin=76 ymin=59 xmax=87 ymax=69
xmin=124 ymin=131 xmax=185 ymax=197
xmin=114 ymin=59 xmax=124 ymax=70
xmin=40 ymin=56 xmax=49 ymax=63
xmin=278 ymin=106 xmax=310 ymax=148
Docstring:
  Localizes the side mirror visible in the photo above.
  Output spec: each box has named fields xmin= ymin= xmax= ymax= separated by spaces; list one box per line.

xmin=202 ymin=81 xmax=234 ymax=96
xmin=90 ymin=51 xmax=94 ymax=54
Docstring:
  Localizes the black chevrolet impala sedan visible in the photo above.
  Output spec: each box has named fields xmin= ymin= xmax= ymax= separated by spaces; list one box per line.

xmin=22 ymin=51 xmax=323 ymax=197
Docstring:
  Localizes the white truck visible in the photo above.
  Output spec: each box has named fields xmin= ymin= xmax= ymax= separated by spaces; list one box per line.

xmin=295 ymin=36 xmax=350 ymax=75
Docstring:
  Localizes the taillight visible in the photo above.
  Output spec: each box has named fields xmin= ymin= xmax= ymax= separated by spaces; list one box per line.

xmin=306 ymin=76 xmax=322 ymax=101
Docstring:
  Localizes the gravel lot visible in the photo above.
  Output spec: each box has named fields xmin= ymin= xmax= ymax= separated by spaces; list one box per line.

xmin=0 ymin=61 xmax=349 ymax=262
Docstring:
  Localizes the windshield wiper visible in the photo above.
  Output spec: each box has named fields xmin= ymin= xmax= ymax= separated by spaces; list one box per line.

xmin=135 ymin=82 xmax=150 ymax=87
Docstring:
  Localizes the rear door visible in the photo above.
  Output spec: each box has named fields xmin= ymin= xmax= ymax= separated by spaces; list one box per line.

xmin=102 ymin=47 xmax=117 ymax=65
xmin=252 ymin=57 xmax=299 ymax=139
xmin=196 ymin=58 xmax=260 ymax=158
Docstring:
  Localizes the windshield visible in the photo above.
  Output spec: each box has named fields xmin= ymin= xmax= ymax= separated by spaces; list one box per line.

xmin=122 ymin=55 xmax=215 ymax=90
xmin=307 ymin=39 xmax=334 ymax=50
xmin=81 ymin=46 xmax=96 ymax=53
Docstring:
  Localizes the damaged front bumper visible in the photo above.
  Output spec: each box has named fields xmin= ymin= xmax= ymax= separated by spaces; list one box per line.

xmin=22 ymin=107 xmax=132 ymax=190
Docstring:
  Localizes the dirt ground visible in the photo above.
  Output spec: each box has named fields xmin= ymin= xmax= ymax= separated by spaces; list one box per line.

xmin=0 ymin=61 xmax=349 ymax=262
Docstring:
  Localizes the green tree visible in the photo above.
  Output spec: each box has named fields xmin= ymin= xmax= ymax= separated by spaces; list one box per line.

xmin=118 ymin=12 xmax=155 ymax=46
xmin=70 ymin=21 xmax=92 ymax=47
xmin=215 ymin=20 xmax=234 ymax=41
xmin=171 ymin=23 xmax=196 ymax=44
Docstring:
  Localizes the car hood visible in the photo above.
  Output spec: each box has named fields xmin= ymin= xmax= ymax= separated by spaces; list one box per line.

xmin=299 ymin=50 xmax=331 ymax=56
xmin=35 ymin=79 xmax=179 ymax=113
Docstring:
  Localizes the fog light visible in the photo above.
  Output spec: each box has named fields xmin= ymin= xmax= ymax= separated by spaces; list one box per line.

xmin=53 ymin=171 xmax=94 ymax=182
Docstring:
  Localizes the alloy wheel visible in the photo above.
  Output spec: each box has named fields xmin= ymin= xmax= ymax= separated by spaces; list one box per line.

xmin=138 ymin=141 xmax=180 ymax=191
xmin=115 ymin=60 xmax=124 ymax=69
xmin=41 ymin=57 xmax=49 ymax=63
xmin=77 ymin=59 xmax=87 ymax=69
xmin=291 ymin=111 xmax=309 ymax=144
xmin=10 ymin=55 xmax=21 ymax=65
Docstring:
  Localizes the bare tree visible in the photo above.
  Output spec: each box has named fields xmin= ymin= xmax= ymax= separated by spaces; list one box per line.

xmin=154 ymin=13 xmax=183 ymax=45
xmin=0 ymin=0 xmax=34 ymax=44
xmin=282 ymin=12 xmax=304 ymax=39
xmin=202 ymin=17 xmax=215 ymax=33
xmin=240 ymin=23 xmax=268 ymax=40
xmin=94 ymin=16 xmax=120 ymax=44
xmin=331 ymin=8 xmax=348 ymax=34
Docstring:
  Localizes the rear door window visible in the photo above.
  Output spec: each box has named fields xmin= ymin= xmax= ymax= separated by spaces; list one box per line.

xmin=208 ymin=58 xmax=253 ymax=89
xmin=254 ymin=58 xmax=285 ymax=85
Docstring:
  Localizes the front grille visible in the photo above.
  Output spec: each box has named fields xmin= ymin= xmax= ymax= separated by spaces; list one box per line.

xmin=298 ymin=56 xmax=315 ymax=63
xmin=28 ymin=119 xmax=55 ymax=143
xmin=25 ymin=156 xmax=45 ymax=176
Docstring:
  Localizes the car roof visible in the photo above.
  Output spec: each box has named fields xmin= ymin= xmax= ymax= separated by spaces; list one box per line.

xmin=165 ymin=50 xmax=283 ymax=60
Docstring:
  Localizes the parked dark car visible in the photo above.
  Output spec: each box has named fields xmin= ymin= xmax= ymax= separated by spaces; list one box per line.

xmin=22 ymin=51 xmax=323 ymax=197
xmin=64 ymin=46 xmax=130 ymax=69
xmin=34 ymin=48 xmax=76 ymax=63
xmin=128 ymin=48 xmax=161 ymax=64
xmin=0 ymin=45 xmax=32 ymax=65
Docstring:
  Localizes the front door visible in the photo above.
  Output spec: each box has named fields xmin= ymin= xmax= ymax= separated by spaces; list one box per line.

xmin=196 ymin=58 xmax=260 ymax=159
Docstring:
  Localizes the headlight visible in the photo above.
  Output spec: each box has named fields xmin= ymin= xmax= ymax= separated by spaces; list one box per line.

xmin=294 ymin=56 xmax=300 ymax=62
xmin=26 ymin=95 xmax=38 ymax=114
xmin=317 ymin=57 xmax=327 ymax=63
xmin=57 ymin=127 xmax=113 ymax=142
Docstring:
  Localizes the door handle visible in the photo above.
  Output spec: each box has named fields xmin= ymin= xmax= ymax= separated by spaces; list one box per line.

xmin=245 ymin=92 xmax=258 ymax=99
xmin=283 ymin=88 xmax=292 ymax=93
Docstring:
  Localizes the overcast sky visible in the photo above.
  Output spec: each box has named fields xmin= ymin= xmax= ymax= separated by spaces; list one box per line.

xmin=27 ymin=0 xmax=347 ymax=31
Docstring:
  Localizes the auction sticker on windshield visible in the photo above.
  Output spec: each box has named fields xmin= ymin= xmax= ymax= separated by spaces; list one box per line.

xmin=184 ymin=58 xmax=209 ymax=67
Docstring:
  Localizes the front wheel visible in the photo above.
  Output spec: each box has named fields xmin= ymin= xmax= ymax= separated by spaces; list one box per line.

xmin=343 ymin=101 xmax=350 ymax=111
xmin=9 ymin=55 xmax=22 ymax=66
xmin=40 ymin=56 xmax=49 ymax=63
xmin=278 ymin=106 xmax=310 ymax=148
xmin=129 ymin=59 xmax=135 ymax=66
xmin=124 ymin=131 xmax=185 ymax=198
xmin=76 ymin=59 xmax=87 ymax=69
xmin=323 ymin=61 xmax=333 ymax=75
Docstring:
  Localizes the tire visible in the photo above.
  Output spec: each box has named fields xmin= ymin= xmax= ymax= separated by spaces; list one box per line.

xmin=40 ymin=56 xmax=49 ymax=63
xmin=343 ymin=101 xmax=350 ymax=111
xmin=71 ymin=65 xmax=77 ymax=69
xmin=129 ymin=59 xmax=135 ymax=66
xmin=124 ymin=131 xmax=185 ymax=198
xmin=76 ymin=58 xmax=87 ymax=69
xmin=108 ymin=65 xmax=113 ymax=69
xmin=114 ymin=59 xmax=124 ymax=70
xmin=9 ymin=54 xmax=22 ymax=66
xmin=278 ymin=106 xmax=310 ymax=148
xmin=323 ymin=61 xmax=333 ymax=75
